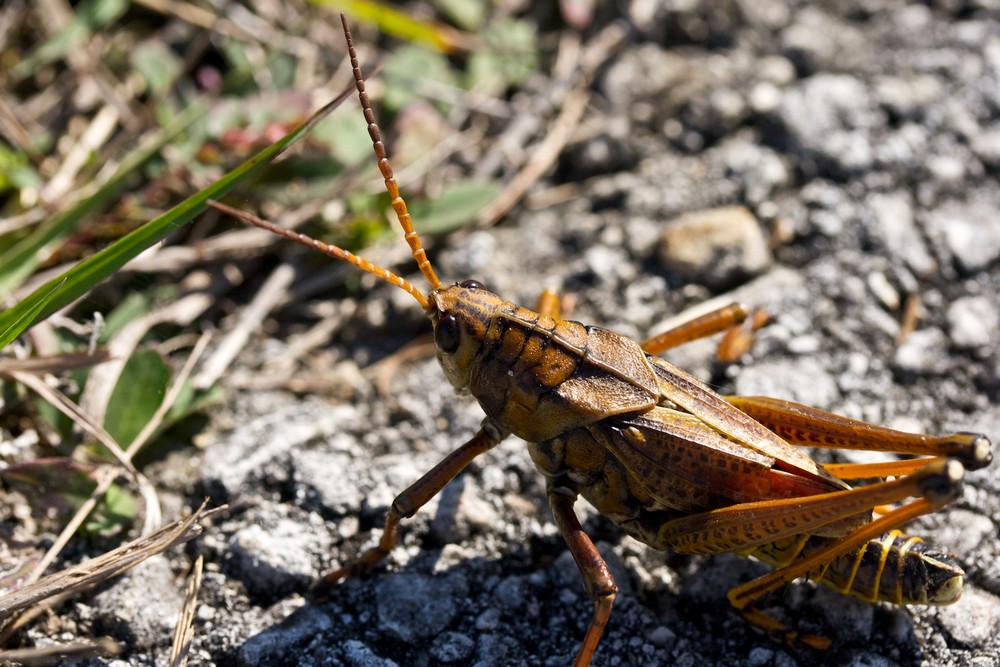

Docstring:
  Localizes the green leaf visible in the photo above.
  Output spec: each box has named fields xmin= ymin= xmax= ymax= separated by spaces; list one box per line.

xmin=312 ymin=109 xmax=373 ymax=167
xmin=85 ymin=481 xmax=138 ymax=536
xmin=0 ymin=143 xmax=41 ymax=194
xmin=433 ymin=0 xmax=488 ymax=31
xmin=383 ymin=45 xmax=457 ymax=113
xmin=1 ymin=457 xmax=140 ymax=535
xmin=467 ymin=20 xmax=539 ymax=95
xmin=103 ymin=349 xmax=170 ymax=447
xmin=408 ymin=180 xmax=499 ymax=235
xmin=99 ymin=292 xmax=151 ymax=343
xmin=130 ymin=41 xmax=183 ymax=97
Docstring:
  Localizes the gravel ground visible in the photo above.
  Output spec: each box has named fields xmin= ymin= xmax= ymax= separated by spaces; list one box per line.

xmin=27 ymin=1 xmax=1000 ymax=666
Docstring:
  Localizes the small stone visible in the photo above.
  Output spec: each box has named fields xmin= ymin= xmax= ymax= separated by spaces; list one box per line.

xmin=865 ymin=192 xmax=936 ymax=277
xmin=238 ymin=606 xmax=333 ymax=666
xmin=376 ymin=573 xmax=464 ymax=642
xmin=747 ymin=646 xmax=774 ymax=667
xmin=229 ymin=511 xmax=324 ymax=598
xmin=924 ymin=196 xmax=1000 ymax=274
xmin=775 ymin=74 xmax=881 ymax=174
xmin=971 ymin=124 xmax=1000 ymax=167
xmin=429 ymin=631 xmax=476 ymax=663
xmin=340 ymin=639 xmax=399 ymax=667
xmin=866 ymin=272 xmax=900 ymax=311
xmin=946 ymin=296 xmax=998 ymax=351
xmin=894 ymin=328 xmax=949 ymax=374
xmin=646 ymin=625 xmax=676 ymax=648
xmin=90 ymin=556 xmax=183 ymax=650
xmin=936 ymin=588 xmax=1000 ymax=646
xmin=733 ymin=357 xmax=840 ymax=408
xmin=659 ymin=206 xmax=772 ymax=289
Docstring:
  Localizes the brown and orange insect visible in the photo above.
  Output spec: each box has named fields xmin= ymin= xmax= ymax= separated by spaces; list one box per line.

xmin=213 ymin=15 xmax=993 ymax=666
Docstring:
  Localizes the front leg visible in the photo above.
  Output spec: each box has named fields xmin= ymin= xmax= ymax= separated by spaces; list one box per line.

xmin=311 ymin=420 xmax=506 ymax=597
xmin=548 ymin=485 xmax=618 ymax=667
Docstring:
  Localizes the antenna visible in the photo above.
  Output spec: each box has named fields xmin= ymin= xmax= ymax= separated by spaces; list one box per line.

xmin=341 ymin=14 xmax=442 ymax=292
xmin=209 ymin=200 xmax=430 ymax=309
xmin=210 ymin=15 xmax=447 ymax=311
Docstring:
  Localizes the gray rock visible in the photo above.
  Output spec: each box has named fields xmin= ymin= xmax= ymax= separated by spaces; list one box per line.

xmin=947 ymin=296 xmax=999 ymax=351
xmin=894 ymin=328 xmax=951 ymax=375
xmin=429 ymin=630 xmax=476 ymax=663
xmin=376 ymin=572 xmax=466 ymax=642
xmin=776 ymin=74 xmax=883 ymax=175
xmin=733 ymin=356 xmax=841 ymax=408
xmin=935 ymin=588 xmax=1000 ymax=647
xmin=229 ymin=506 xmax=329 ymax=598
xmin=865 ymin=192 xmax=937 ymax=277
xmin=90 ymin=556 xmax=183 ymax=650
xmin=238 ymin=605 xmax=333 ymax=667
xmin=924 ymin=195 xmax=1000 ymax=274
xmin=340 ymin=640 xmax=400 ymax=667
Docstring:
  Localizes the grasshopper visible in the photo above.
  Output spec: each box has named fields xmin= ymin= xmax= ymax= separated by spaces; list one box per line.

xmin=215 ymin=15 xmax=993 ymax=665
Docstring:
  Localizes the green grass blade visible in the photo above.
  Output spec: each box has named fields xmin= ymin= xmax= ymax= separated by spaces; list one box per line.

xmin=0 ymin=88 xmax=353 ymax=348
xmin=0 ymin=278 xmax=66 ymax=349
xmin=0 ymin=99 xmax=210 ymax=297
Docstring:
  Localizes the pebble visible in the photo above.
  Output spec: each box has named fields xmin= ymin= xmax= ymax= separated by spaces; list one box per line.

xmin=90 ymin=556 xmax=183 ymax=650
xmin=238 ymin=606 xmax=333 ymax=666
xmin=924 ymin=196 xmax=1000 ymax=274
xmin=733 ymin=357 xmax=840 ymax=408
xmin=228 ymin=508 xmax=328 ymax=598
xmin=658 ymin=206 xmax=772 ymax=289
xmin=946 ymin=295 xmax=998 ymax=351
xmin=776 ymin=74 xmax=880 ymax=174
xmin=376 ymin=572 xmax=465 ymax=642
xmin=430 ymin=631 xmax=476 ymax=663
xmin=340 ymin=639 xmax=400 ymax=667
xmin=893 ymin=328 xmax=950 ymax=374
xmin=865 ymin=192 xmax=936 ymax=277
xmin=936 ymin=588 xmax=1000 ymax=646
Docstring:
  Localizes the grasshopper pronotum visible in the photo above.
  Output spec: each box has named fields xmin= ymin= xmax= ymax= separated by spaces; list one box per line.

xmin=213 ymin=15 xmax=993 ymax=666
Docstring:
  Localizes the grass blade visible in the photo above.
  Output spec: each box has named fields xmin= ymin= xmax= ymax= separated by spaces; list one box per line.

xmin=0 ymin=87 xmax=353 ymax=347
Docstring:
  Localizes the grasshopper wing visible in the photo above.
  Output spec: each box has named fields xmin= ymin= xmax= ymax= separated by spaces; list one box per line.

xmin=600 ymin=407 xmax=844 ymax=513
xmin=647 ymin=356 xmax=848 ymax=491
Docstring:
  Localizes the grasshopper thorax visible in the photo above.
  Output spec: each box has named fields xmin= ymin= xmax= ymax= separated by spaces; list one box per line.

xmin=429 ymin=280 xmax=504 ymax=392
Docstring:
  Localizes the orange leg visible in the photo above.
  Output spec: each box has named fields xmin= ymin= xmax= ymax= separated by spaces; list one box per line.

xmin=728 ymin=496 xmax=953 ymax=648
xmin=310 ymin=422 xmax=506 ymax=598
xmin=641 ymin=302 xmax=750 ymax=355
xmin=535 ymin=288 xmax=562 ymax=319
xmin=716 ymin=308 xmax=772 ymax=363
xmin=724 ymin=395 xmax=992 ymax=470
xmin=547 ymin=488 xmax=617 ymax=667
xmin=648 ymin=456 xmax=962 ymax=648
xmin=654 ymin=457 xmax=962 ymax=558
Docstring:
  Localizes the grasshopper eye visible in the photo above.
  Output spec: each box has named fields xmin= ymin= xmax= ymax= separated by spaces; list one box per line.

xmin=460 ymin=280 xmax=486 ymax=291
xmin=435 ymin=314 xmax=461 ymax=354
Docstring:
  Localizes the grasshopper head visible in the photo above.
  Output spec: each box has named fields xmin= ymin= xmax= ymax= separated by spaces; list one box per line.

xmin=429 ymin=281 xmax=503 ymax=392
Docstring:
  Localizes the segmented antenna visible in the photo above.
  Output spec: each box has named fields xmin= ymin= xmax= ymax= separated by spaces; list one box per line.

xmin=210 ymin=16 xmax=446 ymax=310
xmin=341 ymin=13 xmax=443 ymax=291
xmin=208 ymin=200 xmax=430 ymax=310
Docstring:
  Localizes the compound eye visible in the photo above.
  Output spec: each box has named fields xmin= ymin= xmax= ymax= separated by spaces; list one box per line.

xmin=435 ymin=313 xmax=461 ymax=355
xmin=459 ymin=279 xmax=486 ymax=291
